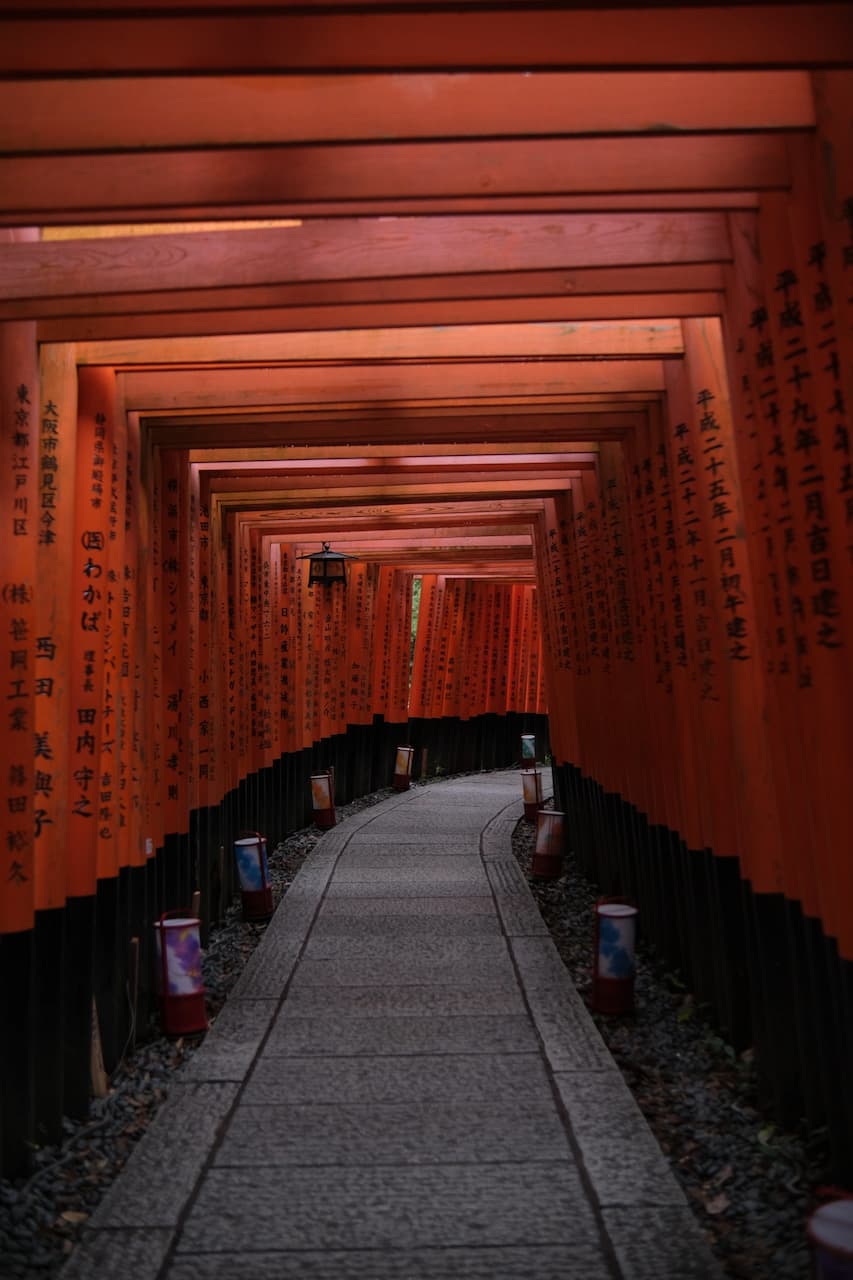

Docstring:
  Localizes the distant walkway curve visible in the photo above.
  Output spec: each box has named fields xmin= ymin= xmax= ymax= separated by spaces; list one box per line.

xmin=62 ymin=771 xmax=722 ymax=1280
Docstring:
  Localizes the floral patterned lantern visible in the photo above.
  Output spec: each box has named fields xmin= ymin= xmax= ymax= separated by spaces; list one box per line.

xmin=154 ymin=910 xmax=208 ymax=1036
xmin=592 ymin=899 xmax=639 ymax=1015
xmin=234 ymin=832 xmax=273 ymax=921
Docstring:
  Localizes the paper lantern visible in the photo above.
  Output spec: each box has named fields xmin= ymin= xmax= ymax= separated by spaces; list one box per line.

xmin=592 ymin=899 xmax=639 ymax=1015
xmin=531 ymin=810 xmax=564 ymax=879
xmin=393 ymin=745 xmax=414 ymax=791
xmin=808 ymin=1199 xmax=853 ymax=1279
xmin=153 ymin=911 xmax=208 ymax=1036
xmin=520 ymin=768 xmax=544 ymax=822
xmin=234 ymin=832 xmax=273 ymax=922
xmin=311 ymin=770 xmax=336 ymax=829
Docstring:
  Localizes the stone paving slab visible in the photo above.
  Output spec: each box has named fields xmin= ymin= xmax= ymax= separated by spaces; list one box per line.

xmin=347 ymin=809 xmax=502 ymax=833
xmin=281 ymin=982 xmax=528 ymax=1017
xmin=60 ymin=1227 xmax=173 ymax=1280
xmin=176 ymin=1163 xmax=599 ymax=1253
xmin=511 ymin=933 xmax=582 ymax=993
xmin=90 ymin=1082 xmax=239 ymax=1228
xmin=486 ymin=857 xmax=551 ymax=936
xmin=525 ymin=985 xmax=615 ymax=1073
xmin=602 ymin=1207 xmax=725 ymax=1279
xmin=317 ymin=894 xmax=496 ymax=918
xmin=288 ymin=950 xmax=516 ymax=988
xmin=242 ymin=1052 xmax=550 ymax=1105
xmin=263 ymin=1011 xmax=538 ymax=1056
xmin=554 ymin=1070 xmax=688 ymax=1207
xmin=344 ymin=833 xmax=481 ymax=847
xmin=332 ymin=858 xmax=488 ymax=884
xmin=340 ymin=841 xmax=479 ymax=858
xmin=166 ymin=1243 xmax=614 ymax=1280
xmin=215 ymin=1098 xmax=571 ymax=1166
xmin=309 ymin=912 xmax=502 ymax=938
xmin=179 ymin=999 xmax=278 ymax=1082
xmin=226 ymin=929 xmax=303 ymax=1000
xmin=324 ymin=878 xmax=491 ymax=898
xmin=301 ymin=933 xmax=510 ymax=962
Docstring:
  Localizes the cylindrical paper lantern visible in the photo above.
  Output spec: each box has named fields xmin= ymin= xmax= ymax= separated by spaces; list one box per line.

xmin=234 ymin=833 xmax=273 ymax=922
xmin=154 ymin=911 xmax=208 ymax=1036
xmin=521 ymin=733 xmax=536 ymax=762
xmin=393 ymin=745 xmax=414 ymax=791
xmin=808 ymin=1200 xmax=853 ymax=1279
xmin=311 ymin=771 xmax=336 ymax=829
xmin=593 ymin=899 xmax=639 ymax=1015
xmin=521 ymin=768 xmax=544 ymax=822
xmin=531 ymin=810 xmax=564 ymax=879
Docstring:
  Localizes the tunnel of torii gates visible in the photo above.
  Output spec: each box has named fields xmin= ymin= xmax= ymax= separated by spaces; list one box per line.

xmin=0 ymin=3 xmax=852 ymax=1186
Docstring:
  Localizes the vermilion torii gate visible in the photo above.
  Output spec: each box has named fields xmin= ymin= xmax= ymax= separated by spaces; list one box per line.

xmin=0 ymin=2 xmax=851 ymax=1181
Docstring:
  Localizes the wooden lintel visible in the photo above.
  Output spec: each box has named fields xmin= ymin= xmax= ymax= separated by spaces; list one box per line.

xmin=118 ymin=360 xmax=667 ymax=411
xmin=0 ymin=72 xmax=814 ymax=153
xmin=36 ymin=293 xmax=724 ymax=344
xmin=0 ymin=7 xmax=846 ymax=74
xmin=0 ymin=134 xmax=790 ymax=222
xmin=74 ymin=321 xmax=684 ymax=367
xmin=0 ymin=214 xmax=730 ymax=304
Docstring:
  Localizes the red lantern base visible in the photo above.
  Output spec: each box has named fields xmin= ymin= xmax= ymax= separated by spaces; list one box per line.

xmin=592 ymin=974 xmax=635 ymax=1015
xmin=393 ymin=774 xmax=411 ymax=792
xmin=160 ymin=991 xmax=208 ymax=1037
xmin=314 ymin=805 xmax=336 ymax=829
xmin=530 ymin=851 xmax=563 ymax=879
xmin=241 ymin=885 xmax=274 ymax=922
xmin=523 ymin=801 xmax=542 ymax=823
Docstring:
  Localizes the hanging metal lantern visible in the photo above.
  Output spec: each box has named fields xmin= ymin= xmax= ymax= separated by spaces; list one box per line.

xmin=520 ymin=768 xmax=544 ymax=822
xmin=297 ymin=542 xmax=356 ymax=587
xmin=393 ymin=745 xmax=414 ymax=791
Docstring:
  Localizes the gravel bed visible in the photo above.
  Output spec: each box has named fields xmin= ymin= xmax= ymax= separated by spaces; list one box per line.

xmin=512 ymin=803 xmax=833 ymax=1280
xmin=1 ymin=772 xmax=835 ymax=1278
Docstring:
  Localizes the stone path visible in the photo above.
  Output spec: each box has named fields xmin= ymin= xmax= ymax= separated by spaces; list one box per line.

xmin=62 ymin=772 xmax=723 ymax=1279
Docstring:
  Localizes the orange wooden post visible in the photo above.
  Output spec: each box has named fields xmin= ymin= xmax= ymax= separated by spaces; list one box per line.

xmin=94 ymin=382 xmax=128 ymax=884
xmin=682 ymin=319 xmax=795 ymax=1020
xmin=786 ymin=138 xmax=853 ymax=957
xmin=67 ymin=368 xmax=116 ymax=902
xmin=754 ymin=195 xmax=852 ymax=940
xmin=121 ymin=411 xmax=144 ymax=870
xmin=34 ymin=342 xmax=77 ymax=914
xmin=723 ymin=209 xmax=819 ymax=921
xmin=159 ymin=449 xmax=187 ymax=850
xmin=0 ymin=321 xmax=38 ymax=935
xmin=143 ymin=435 xmax=164 ymax=859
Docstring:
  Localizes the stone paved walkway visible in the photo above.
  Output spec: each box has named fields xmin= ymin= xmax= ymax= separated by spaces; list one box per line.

xmin=62 ymin=771 xmax=723 ymax=1279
